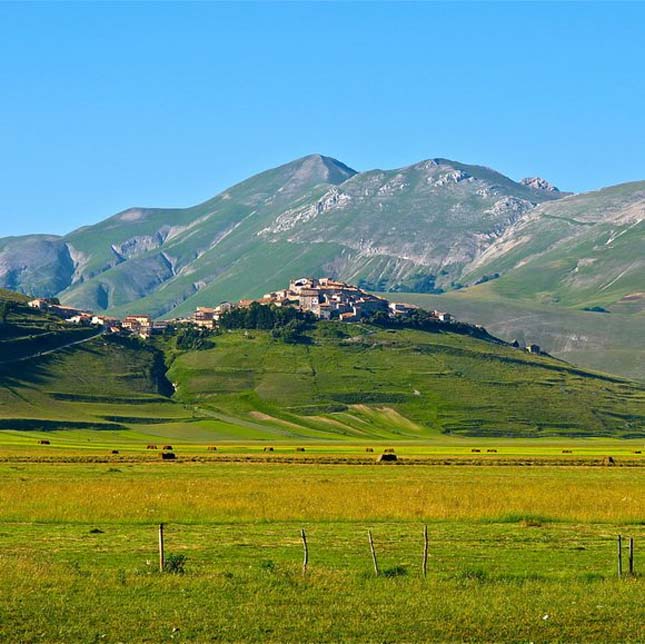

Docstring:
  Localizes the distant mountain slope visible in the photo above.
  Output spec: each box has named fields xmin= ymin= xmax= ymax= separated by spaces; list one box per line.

xmin=0 ymin=155 xmax=357 ymax=312
xmin=0 ymin=154 xmax=565 ymax=317
xmin=466 ymin=181 xmax=645 ymax=311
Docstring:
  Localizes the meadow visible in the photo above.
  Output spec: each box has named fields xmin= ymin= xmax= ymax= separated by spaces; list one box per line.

xmin=0 ymin=461 xmax=643 ymax=641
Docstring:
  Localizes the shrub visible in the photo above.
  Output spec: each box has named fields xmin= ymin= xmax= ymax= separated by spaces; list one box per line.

xmin=382 ymin=565 xmax=408 ymax=578
xmin=163 ymin=553 xmax=187 ymax=574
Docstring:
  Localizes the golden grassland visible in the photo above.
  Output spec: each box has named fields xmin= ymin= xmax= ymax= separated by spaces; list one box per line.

xmin=1 ymin=462 xmax=643 ymax=524
xmin=1 ymin=460 xmax=643 ymax=641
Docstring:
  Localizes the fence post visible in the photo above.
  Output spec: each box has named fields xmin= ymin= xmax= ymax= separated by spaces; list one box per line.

xmin=368 ymin=529 xmax=379 ymax=577
xmin=159 ymin=523 xmax=165 ymax=573
xmin=301 ymin=528 xmax=309 ymax=576
xmin=617 ymin=535 xmax=622 ymax=578
xmin=628 ymin=537 xmax=634 ymax=576
xmin=422 ymin=524 xmax=429 ymax=579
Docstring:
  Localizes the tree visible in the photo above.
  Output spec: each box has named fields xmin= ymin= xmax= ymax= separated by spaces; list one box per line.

xmin=0 ymin=301 xmax=13 ymax=325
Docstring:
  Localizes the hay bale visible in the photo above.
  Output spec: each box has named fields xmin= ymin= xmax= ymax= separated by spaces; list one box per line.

xmin=384 ymin=448 xmax=396 ymax=454
xmin=377 ymin=453 xmax=398 ymax=463
xmin=633 ymin=450 xmax=642 ymax=454
xmin=263 ymin=447 xmax=274 ymax=452
xmin=207 ymin=446 xmax=218 ymax=451
xmin=365 ymin=447 xmax=374 ymax=453
xmin=471 ymin=449 xmax=480 ymax=453
xmin=295 ymin=447 xmax=306 ymax=452
xmin=111 ymin=450 xmax=120 ymax=455
xmin=161 ymin=452 xmax=176 ymax=460
xmin=146 ymin=444 xmax=158 ymax=450
xmin=163 ymin=445 xmax=173 ymax=451
xmin=562 ymin=450 xmax=572 ymax=454
xmin=487 ymin=449 xmax=497 ymax=453
xmin=38 ymin=439 xmax=50 ymax=445
xmin=602 ymin=456 xmax=616 ymax=466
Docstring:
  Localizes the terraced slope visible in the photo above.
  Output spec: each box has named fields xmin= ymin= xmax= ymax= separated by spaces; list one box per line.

xmin=0 ymin=291 xmax=99 ymax=363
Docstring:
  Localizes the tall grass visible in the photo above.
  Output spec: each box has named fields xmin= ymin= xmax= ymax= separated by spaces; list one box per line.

xmin=0 ymin=462 xmax=642 ymax=523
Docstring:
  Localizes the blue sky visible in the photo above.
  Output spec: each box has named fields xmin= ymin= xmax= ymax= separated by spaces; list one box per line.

xmin=1 ymin=2 xmax=644 ymax=237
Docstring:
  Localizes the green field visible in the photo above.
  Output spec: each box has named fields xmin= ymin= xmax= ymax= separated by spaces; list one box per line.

xmin=0 ymin=462 xmax=643 ymax=642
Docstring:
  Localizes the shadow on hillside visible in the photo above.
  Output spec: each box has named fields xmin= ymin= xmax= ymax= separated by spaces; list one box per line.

xmin=0 ymin=353 xmax=57 ymax=390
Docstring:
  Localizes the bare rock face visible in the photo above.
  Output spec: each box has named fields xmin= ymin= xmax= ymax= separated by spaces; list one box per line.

xmin=520 ymin=177 xmax=560 ymax=192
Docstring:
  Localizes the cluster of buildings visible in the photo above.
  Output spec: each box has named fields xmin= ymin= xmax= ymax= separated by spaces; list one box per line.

xmin=25 ymin=281 xmax=550 ymax=357
xmin=186 ymin=277 xmax=454 ymax=328
xmin=28 ymin=298 xmax=164 ymax=340
xmin=27 ymin=277 xmax=458 ymax=339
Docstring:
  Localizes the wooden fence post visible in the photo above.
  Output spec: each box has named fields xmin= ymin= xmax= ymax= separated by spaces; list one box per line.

xmin=617 ymin=534 xmax=622 ymax=578
xmin=368 ymin=529 xmax=379 ymax=577
xmin=301 ymin=528 xmax=309 ymax=576
xmin=159 ymin=523 xmax=165 ymax=573
xmin=628 ymin=537 xmax=634 ymax=576
xmin=422 ymin=524 xmax=429 ymax=579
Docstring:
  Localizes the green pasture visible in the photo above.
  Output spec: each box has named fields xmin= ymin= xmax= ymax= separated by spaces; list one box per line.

xmin=0 ymin=462 xmax=643 ymax=641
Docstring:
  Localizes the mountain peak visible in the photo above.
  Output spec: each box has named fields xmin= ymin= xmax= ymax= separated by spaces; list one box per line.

xmin=292 ymin=154 xmax=357 ymax=185
xmin=520 ymin=176 xmax=560 ymax=192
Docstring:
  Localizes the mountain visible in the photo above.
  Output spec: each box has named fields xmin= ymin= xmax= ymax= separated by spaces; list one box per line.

xmin=0 ymin=153 xmax=643 ymax=383
xmin=0 ymin=154 xmax=564 ymax=317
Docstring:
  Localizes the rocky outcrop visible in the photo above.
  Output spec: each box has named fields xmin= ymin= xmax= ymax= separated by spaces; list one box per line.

xmin=520 ymin=177 xmax=560 ymax=192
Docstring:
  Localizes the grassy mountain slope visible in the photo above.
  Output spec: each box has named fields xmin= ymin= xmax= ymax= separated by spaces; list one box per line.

xmin=1 ymin=309 xmax=643 ymax=441
xmin=0 ymin=235 xmax=74 ymax=297
xmin=398 ymin=290 xmax=645 ymax=382
xmin=466 ymin=181 xmax=645 ymax=311
xmin=0 ymin=155 xmax=356 ymax=314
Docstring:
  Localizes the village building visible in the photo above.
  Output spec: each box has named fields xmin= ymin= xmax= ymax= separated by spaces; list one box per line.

xmin=91 ymin=315 xmax=120 ymax=327
xmin=193 ymin=307 xmax=218 ymax=329
xmin=28 ymin=298 xmax=89 ymax=320
xmin=122 ymin=314 xmax=153 ymax=339
xmin=389 ymin=302 xmax=418 ymax=316
xmin=432 ymin=310 xmax=453 ymax=322
xmin=28 ymin=298 xmax=58 ymax=310
xmin=67 ymin=313 xmax=92 ymax=325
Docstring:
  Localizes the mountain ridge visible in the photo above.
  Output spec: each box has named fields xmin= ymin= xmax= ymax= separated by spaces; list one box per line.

xmin=0 ymin=153 xmax=641 ymax=322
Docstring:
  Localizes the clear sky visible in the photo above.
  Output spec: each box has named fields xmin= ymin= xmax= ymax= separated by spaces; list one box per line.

xmin=1 ymin=1 xmax=644 ymax=237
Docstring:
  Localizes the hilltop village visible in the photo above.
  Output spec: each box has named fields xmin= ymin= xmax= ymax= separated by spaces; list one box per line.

xmin=27 ymin=277 xmax=541 ymax=353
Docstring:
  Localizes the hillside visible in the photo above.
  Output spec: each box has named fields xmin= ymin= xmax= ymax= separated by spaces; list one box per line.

xmin=0 ymin=297 xmax=176 ymax=436
xmin=0 ymin=290 xmax=99 ymax=363
xmin=399 ymin=291 xmax=645 ymax=383
xmin=466 ymin=181 xmax=645 ymax=311
xmin=1 ymin=309 xmax=643 ymax=441
xmin=1 ymin=154 xmax=642 ymax=386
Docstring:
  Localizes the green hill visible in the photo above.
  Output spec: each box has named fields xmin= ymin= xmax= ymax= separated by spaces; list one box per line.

xmin=1 ymin=307 xmax=643 ymax=442
xmin=0 ymin=290 xmax=99 ymax=363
